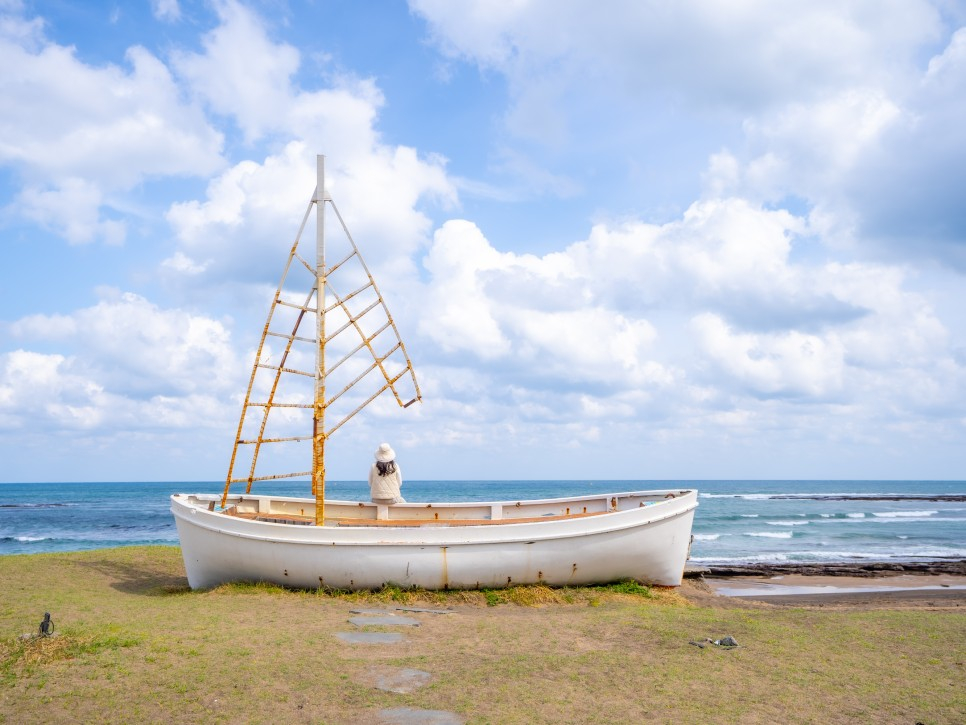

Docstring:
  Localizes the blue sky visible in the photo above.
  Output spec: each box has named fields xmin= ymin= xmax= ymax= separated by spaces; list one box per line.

xmin=2 ymin=0 xmax=965 ymax=483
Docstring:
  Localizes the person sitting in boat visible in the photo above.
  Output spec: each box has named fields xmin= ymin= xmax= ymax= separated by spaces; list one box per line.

xmin=369 ymin=443 xmax=405 ymax=504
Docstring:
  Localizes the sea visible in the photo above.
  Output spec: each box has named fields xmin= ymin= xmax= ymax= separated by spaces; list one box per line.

xmin=1 ymin=480 xmax=964 ymax=566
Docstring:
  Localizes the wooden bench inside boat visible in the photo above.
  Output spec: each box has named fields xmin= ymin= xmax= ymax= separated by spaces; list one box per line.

xmin=333 ymin=511 xmax=608 ymax=527
xmin=226 ymin=508 xmax=609 ymax=527
xmin=231 ymin=511 xmax=315 ymax=525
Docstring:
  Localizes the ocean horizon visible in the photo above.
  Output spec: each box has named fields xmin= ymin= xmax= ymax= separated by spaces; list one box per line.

xmin=2 ymin=479 xmax=964 ymax=565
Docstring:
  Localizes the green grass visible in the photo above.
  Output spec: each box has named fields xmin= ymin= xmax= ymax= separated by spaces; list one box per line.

xmin=0 ymin=547 xmax=964 ymax=724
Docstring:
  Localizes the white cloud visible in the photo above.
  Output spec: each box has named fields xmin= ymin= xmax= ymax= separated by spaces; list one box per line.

xmin=698 ymin=17 xmax=966 ymax=266
xmin=691 ymin=313 xmax=846 ymax=397
xmin=7 ymin=290 xmax=241 ymax=408
xmin=0 ymin=36 xmax=223 ymax=182
xmin=172 ymin=0 xmax=300 ymax=142
xmin=165 ymin=143 xmax=455 ymax=289
xmin=17 ymin=178 xmax=126 ymax=245
xmin=420 ymin=220 xmax=513 ymax=358
xmin=0 ymin=350 xmax=106 ymax=431
xmin=725 ymin=89 xmax=902 ymax=204
xmin=161 ymin=251 xmax=211 ymax=275
xmin=2 ymin=0 xmax=964 ymax=480
xmin=412 ymin=0 xmax=966 ymax=270
xmin=411 ymin=0 xmax=941 ymax=137
xmin=161 ymin=2 xmax=457 ymax=290
xmin=0 ymin=3 xmax=224 ymax=243
xmin=151 ymin=0 xmax=181 ymax=23
xmin=412 ymin=194 xmax=963 ymax=448
xmin=842 ymin=26 xmax=966 ymax=263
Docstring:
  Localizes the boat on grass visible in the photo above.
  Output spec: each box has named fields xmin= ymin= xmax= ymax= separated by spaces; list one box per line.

xmin=171 ymin=155 xmax=697 ymax=590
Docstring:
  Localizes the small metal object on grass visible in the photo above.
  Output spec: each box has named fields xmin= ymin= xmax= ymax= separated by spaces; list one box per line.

xmin=689 ymin=636 xmax=740 ymax=648
xmin=39 ymin=612 xmax=54 ymax=637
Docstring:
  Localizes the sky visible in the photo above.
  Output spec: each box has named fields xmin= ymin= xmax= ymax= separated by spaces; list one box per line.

xmin=1 ymin=0 xmax=965 ymax=483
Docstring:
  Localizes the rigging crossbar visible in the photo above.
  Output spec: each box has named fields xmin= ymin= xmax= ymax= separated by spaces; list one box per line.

xmin=324 ymin=248 xmax=357 ymax=277
xmin=325 ymin=342 xmax=403 ymax=408
xmin=248 ymin=402 xmax=313 ymax=408
xmin=322 ymin=281 xmax=372 ymax=313
xmin=228 ymin=471 xmax=312 ymax=484
xmin=323 ymin=298 xmax=381 ymax=343
xmin=237 ymin=435 xmax=313 ymax=444
xmin=326 ymin=370 xmax=409 ymax=437
xmin=276 ymin=299 xmax=317 ymax=313
xmin=256 ymin=363 xmax=314 ymax=378
xmin=293 ymin=251 xmax=315 ymax=275
xmin=266 ymin=330 xmax=315 ymax=344
xmin=325 ymin=321 xmax=392 ymax=377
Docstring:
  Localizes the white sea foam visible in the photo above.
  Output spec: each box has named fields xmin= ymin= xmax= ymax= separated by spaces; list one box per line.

xmin=693 ymin=534 xmax=720 ymax=541
xmin=745 ymin=532 xmax=793 ymax=539
xmin=690 ymin=553 xmax=790 ymax=564
xmin=740 ymin=514 xmax=759 ymax=518
xmin=16 ymin=536 xmax=47 ymax=542
xmin=847 ymin=513 xmax=866 ymax=518
xmin=766 ymin=521 xmax=810 ymax=526
xmin=873 ymin=510 xmax=938 ymax=518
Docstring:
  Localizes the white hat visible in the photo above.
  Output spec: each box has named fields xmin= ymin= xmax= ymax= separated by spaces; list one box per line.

xmin=374 ymin=443 xmax=396 ymax=462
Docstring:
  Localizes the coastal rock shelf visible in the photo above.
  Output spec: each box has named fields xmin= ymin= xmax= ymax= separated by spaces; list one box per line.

xmin=705 ymin=560 xmax=966 ymax=577
xmin=767 ymin=494 xmax=966 ymax=502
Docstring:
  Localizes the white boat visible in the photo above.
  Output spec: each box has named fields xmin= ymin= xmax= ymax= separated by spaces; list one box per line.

xmin=171 ymin=155 xmax=698 ymax=591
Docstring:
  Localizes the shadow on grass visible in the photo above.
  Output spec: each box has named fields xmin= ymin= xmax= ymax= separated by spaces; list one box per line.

xmin=71 ymin=556 xmax=191 ymax=596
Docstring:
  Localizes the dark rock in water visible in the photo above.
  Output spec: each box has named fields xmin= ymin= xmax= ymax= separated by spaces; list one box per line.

xmin=705 ymin=560 xmax=966 ymax=577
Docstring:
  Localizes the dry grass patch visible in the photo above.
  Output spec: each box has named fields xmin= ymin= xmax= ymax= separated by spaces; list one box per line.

xmin=207 ymin=577 xmax=682 ymax=609
xmin=1 ymin=547 xmax=964 ymax=724
xmin=1 ymin=629 xmax=141 ymax=679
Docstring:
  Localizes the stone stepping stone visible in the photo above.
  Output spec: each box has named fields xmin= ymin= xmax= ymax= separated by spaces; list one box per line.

xmin=349 ymin=607 xmax=455 ymax=615
xmin=335 ymin=631 xmax=404 ymax=644
xmin=363 ymin=666 xmax=432 ymax=694
xmin=349 ymin=615 xmax=420 ymax=627
xmin=376 ymin=707 xmax=464 ymax=725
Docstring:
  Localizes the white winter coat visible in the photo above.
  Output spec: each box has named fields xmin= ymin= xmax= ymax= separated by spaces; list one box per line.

xmin=369 ymin=463 xmax=403 ymax=502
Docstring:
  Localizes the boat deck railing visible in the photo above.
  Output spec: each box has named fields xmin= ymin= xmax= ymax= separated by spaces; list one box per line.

xmin=196 ymin=490 xmax=692 ymax=527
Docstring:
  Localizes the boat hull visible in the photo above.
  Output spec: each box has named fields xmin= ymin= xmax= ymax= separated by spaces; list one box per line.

xmin=171 ymin=490 xmax=697 ymax=590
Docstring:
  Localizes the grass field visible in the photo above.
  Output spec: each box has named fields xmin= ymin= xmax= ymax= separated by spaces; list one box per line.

xmin=1 ymin=546 xmax=964 ymax=724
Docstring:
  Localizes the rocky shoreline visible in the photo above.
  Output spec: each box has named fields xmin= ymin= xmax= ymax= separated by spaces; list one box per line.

xmin=766 ymin=494 xmax=966 ymax=502
xmin=694 ymin=559 xmax=966 ymax=578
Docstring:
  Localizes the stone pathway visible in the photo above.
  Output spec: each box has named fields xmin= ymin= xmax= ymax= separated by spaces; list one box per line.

xmin=364 ymin=666 xmax=432 ymax=694
xmin=338 ymin=607 xmax=465 ymax=724
xmin=348 ymin=615 xmax=420 ymax=627
xmin=335 ymin=631 xmax=405 ymax=644
xmin=376 ymin=707 xmax=464 ymax=725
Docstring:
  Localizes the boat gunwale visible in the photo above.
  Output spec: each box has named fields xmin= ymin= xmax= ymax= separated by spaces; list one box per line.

xmin=171 ymin=491 xmax=698 ymax=546
xmin=178 ymin=488 xmax=696 ymax=509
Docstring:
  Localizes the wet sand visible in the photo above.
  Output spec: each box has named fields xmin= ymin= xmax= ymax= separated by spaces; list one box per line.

xmin=703 ymin=573 xmax=966 ymax=608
